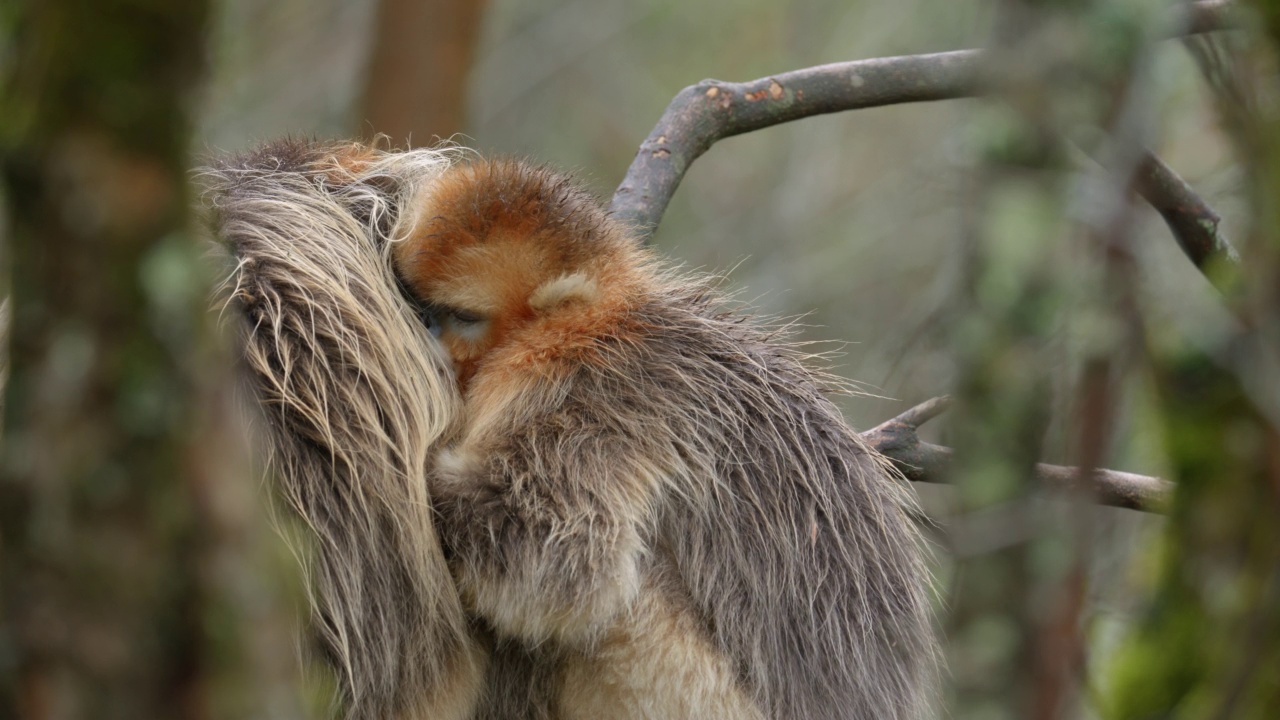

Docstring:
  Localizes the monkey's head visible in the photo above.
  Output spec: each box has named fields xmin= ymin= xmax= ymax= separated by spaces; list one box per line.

xmin=393 ymin=160 xmax=647 ymax=389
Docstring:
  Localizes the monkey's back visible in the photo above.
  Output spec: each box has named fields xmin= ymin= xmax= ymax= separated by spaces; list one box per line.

xmin=606 ymin=283 xmax=937 ymax=720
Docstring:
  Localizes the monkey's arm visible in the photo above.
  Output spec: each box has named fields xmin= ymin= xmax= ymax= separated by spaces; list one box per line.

xmin=432 ymin=374 xmax=666 ymax=647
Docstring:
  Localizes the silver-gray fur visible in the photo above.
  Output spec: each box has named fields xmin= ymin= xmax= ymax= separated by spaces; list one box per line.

xmin=644 ymin=285 xmax=940 ymax=719
xmin=203 ymin=141 xmax=482 ymax=719
xmin=434 ymin=275 xmax=940 ymax=720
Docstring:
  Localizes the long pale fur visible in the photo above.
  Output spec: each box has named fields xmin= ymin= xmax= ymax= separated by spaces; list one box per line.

xmin=403 ymin=161 xmax=940 ymax=719
xmin=203 ymin=140 xmax=485 ymax=720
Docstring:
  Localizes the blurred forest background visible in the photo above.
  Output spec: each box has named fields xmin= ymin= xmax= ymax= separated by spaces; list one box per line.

xmin=3 ymin=0 xmax=1279 ymax=718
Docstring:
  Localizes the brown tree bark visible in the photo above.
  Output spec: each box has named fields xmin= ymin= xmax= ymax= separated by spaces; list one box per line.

xmin=359 ymin=0 xmax=489 ymax=145
xmin=0 ymin=2 xmax=305 ymax=718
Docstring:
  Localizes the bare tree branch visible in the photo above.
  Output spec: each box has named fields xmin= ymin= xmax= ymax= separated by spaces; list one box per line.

xmin=609 ymin=0 xmax=1239 ymax=251
xmin=610 ymin=50 xmax=983 ymax=236
xmin=861 ymin=397 xmax=1174 ymax=513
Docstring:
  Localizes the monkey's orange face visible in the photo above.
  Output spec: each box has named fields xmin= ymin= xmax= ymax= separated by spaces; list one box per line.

xmin=393 ymin=160 xmax=631 ymax=390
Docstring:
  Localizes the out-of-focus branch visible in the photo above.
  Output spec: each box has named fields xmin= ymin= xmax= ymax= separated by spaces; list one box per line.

xmin=1132 ymin=152 xmax=1241 ymax=288
xmin=1182 ymin=0 xmax=1237 ymax=34
xmin=861 ymin=397 xmax=1174 ymax=513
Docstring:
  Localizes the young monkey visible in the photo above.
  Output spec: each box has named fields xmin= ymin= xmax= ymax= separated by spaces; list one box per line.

xmin=394 ymin=160 xmax=937 ymax=720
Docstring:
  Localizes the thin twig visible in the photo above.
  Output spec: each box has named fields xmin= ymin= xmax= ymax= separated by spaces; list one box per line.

xmin=860 ymin=397 xmax=1174 ymax=513
xmin=891 ymin=395 xmax=954 ymax=429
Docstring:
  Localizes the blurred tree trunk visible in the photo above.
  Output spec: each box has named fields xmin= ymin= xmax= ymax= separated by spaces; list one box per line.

xmin=0 ymin=2 xmax=305 ymax=719
xmin=359 ymin=0 xmax=489 ymax=145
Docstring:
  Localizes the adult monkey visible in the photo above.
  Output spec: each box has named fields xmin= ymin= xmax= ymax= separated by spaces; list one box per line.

xmin=208 ymin=140 xmax=485 ymax=720
xmin=209 ymin=140 xmax=938 ymax=720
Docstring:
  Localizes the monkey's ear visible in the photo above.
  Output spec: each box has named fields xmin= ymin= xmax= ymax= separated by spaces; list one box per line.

xmin=529 ymin=272 xmax=599 ymax=312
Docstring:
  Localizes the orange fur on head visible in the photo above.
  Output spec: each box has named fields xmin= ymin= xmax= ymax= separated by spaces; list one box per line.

xmin=393 ymin=160 xmax=645 ymax=389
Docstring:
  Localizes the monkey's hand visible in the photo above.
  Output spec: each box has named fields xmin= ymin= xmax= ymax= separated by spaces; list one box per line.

xmin=431 ymin=388 xmax=665 ymax=649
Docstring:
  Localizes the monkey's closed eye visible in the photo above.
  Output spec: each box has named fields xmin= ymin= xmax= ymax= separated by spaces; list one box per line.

xmin=438 ymin=305 xmax=490 ymax=342
xmin=448 ymin=308 xmax=485 ymax=325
